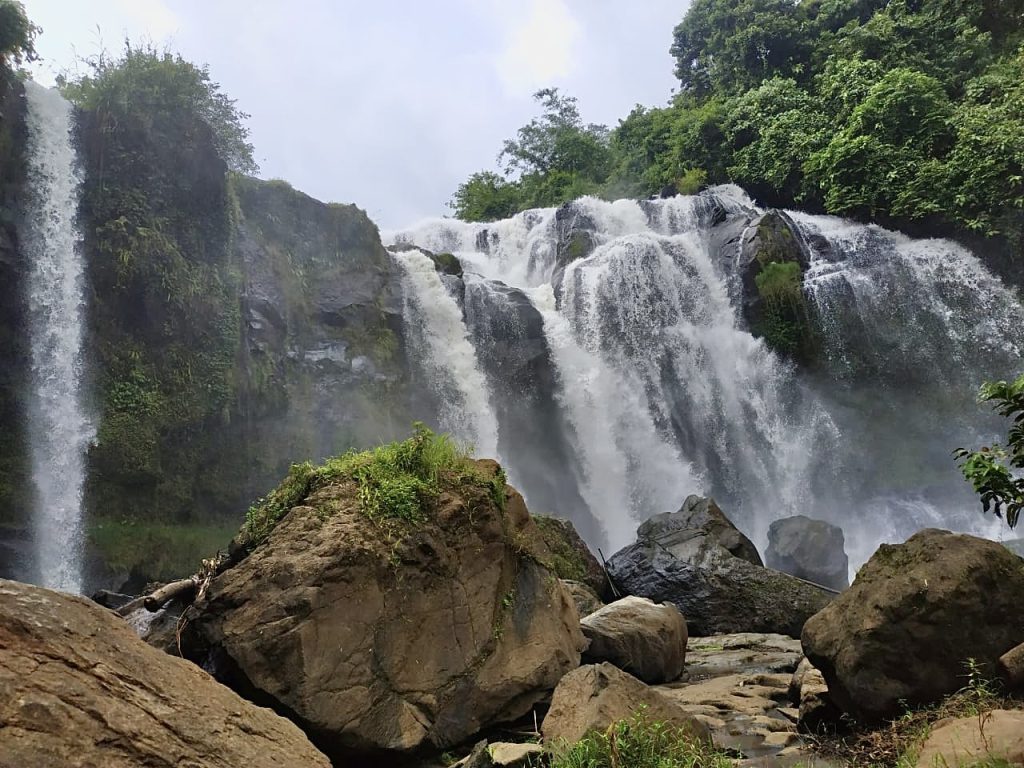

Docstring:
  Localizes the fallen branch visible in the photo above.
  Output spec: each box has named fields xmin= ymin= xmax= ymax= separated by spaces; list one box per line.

xmin=144 ymin=578 xmax=197 ymax=612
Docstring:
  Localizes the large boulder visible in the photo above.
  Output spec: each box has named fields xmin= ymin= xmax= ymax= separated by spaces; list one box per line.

xmin=182 ymin=458 xmax=586 ymax=760
xmin=802 ymin=529 xmax=1024 ymax=722
xmin=542 ymin=663 xmax=710 ymax=746
xmin=580 ymin=596 xmax=687 ymax=683
xmin=766 ymin=515 xmax=849 ymax=591
xmin=607 ymin=497 xmax=832 ymax=637
xmin=0 ymin=579 xmax=329 ymax=768
xmin=637 ymin=495 xmax=763 ymax=568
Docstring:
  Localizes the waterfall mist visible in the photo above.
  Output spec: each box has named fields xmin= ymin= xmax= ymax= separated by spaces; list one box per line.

xmin=22 ymin=82 xmax=93 ymax=594
xmin=389 ymin=188 xmax=1023 ymax=573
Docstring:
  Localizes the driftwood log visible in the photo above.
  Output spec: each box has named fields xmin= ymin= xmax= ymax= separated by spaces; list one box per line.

xmin=143 ymin=579 xmax=197 ymax=612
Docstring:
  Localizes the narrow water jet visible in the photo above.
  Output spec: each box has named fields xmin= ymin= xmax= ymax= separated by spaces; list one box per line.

xmin=22 ymin=82 xmax=93 ymax=594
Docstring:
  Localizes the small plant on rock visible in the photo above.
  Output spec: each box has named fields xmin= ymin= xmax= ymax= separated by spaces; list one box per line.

xmin=549 ymin=709 xmax=730 ymax=768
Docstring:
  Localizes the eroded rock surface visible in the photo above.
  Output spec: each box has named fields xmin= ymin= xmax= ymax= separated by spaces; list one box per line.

xmin=0 ymin=579 xmax=329 ymax=768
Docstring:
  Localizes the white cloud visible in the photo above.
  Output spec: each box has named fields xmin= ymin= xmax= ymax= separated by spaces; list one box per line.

xmin=495 ymin=0 xmax=580 ymax=94
xmin=112 ymin=0 xmax=179 ymax=40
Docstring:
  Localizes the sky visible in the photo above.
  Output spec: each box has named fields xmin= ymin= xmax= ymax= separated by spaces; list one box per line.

xmin=22 ymin=0 xmax=686 ymax=228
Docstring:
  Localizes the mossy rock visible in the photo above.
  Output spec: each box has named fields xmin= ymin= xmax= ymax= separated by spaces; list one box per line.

xmin=532 ymin=515 xmax=608 ymax=598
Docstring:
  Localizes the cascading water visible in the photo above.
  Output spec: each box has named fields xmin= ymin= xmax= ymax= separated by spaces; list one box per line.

xmin=388 ymin=187 xmax=1024 ymax=570
xmin=392 ymin=249 xmax=500 ymax=458
xmin=21 ymin=82 xmax=94 ymax=594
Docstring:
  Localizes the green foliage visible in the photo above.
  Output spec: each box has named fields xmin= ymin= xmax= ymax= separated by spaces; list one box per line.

xmin=89 ymin=519 xmax=237 ymax=582
xmin=0 ymin=0 xmax=37 ymax=69
xmin=533 ymin=515 xmax=591 ymax=583
xmin=450 ymin=89 xmax=614 ymax=220
xmin=243 ymin=424 xmax=481 ymax=547
xmin=59 ymin=41 xmax=257 ymax=174
xmin=549 ymin=710 xmax=731 ymax=768
xmin=452 ymin=0 xmax=1024 ymax=247
xmin=956 ymin=373 xmax=1024 ymax=528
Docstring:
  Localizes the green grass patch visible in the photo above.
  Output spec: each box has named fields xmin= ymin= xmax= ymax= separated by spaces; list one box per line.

xmin=89 ymin=519 xmax=237 ymax=582
xmin=549 ymin=710 xmax=730 ymax=768
xmin=533 ymin=515 xmax=592 ymax=583
xmin=242 ymin=423 xmax=482 ymax=548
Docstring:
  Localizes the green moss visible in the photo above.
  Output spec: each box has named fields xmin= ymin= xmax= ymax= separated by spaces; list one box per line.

xmin=430 ymin=251 xmax=463 ymax=277
xmin=533 ymin=515 xmax=591 ymax=583
xmin=242 ymin=424 xmax=488 ymax=548
xmin=754 ymin=260 xmax=819 ymax=361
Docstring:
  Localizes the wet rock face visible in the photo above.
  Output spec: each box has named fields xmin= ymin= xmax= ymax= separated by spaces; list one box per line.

xmin=766 ymin=515 xmax=849 ymax=591
xmin=181 ymin=460 xmax=585 ymax=761
xmin=0 ymin=579 xmax=330 ymax=768
xmin=464 ymin=280 xmax=597 ymax=543
xmin=803 ymin=528 xmax=1024 ymax=722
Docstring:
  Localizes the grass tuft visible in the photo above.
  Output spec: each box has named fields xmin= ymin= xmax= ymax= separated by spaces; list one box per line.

xmin=242 ymin=423 xmax=479 ymax=548
xmin=549 ymin=709 xmax=731 ymax=768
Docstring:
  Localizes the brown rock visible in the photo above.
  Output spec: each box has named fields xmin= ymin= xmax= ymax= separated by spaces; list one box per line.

xmin=803 ymin=529 xmax=1024 ymax=722
xmin=998 ymin=641 xmax=1024 ymax=691
xmin=797 ymin=667 xmax=840 ymax=732
xmin=542 ymin=663 xmax=710 ymax=746
xmin=581 ymin=596 xmax=687 ymax=683
xmin=915 ymin=710 xmax=1024 ymax=768
xmin=562 ymin=579 xmax=604 ymax=617
xmin=183 ymin=459 xmax=585 ymax=759
xmin=0 ymin=579 xmax=329 ymax=768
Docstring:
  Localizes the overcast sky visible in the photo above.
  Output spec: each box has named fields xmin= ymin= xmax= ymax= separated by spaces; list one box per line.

xmin=22 ymin=0 xmax=685 ymax=228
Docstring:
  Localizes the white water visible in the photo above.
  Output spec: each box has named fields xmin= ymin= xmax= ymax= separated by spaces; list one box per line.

xmin=390 ymin=188 xmax=1024 ymax=567
xmin=22 ymin=82 xmax=94 ymax=594
xmin=393 ymin=249 xmax=500 ymax=458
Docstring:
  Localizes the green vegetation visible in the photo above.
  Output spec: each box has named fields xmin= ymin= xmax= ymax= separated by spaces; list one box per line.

xmin=956 ymin=373 xmax=1024 ymax=528
xmin=59 ymin=41 xmax=257 ymax=174
xmin=0 ymin=0 xmax=37 ymax=70
xmin=88 ymin=519 xmax=237 ymax=583
xmin=533 ymin=515 xmax=592 ymax=584
xmin=55 ymin=43 xmax=249 ymax=526
xmin=548 ymin=710 xmax=730 ymax=768
xmin=755 ymin=260 xmax=816 ymax=359
xmin=451 ymin=0 xmax=1024 ymax=247
xmin=243 ymin=424 xmax=485 ymax=547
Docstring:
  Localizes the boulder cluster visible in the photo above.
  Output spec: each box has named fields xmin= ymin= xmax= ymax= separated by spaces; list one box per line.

xmin=3 ymin=457 xmax=1024 ymax=767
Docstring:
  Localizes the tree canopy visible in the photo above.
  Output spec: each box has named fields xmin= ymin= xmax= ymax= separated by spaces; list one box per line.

xmin=0 ymin=0 xmax=38 ymax=70
xmin=451 ymin=0 xmax=1024 ymax=245
xmin=58 ymin=42 xmax=258 ymax=175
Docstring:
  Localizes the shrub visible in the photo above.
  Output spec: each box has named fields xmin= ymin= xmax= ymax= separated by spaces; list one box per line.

xmin=0 ymin=0 xmax=38 ymax=69
xmin=549 ymin=710 xmax=730 ymax=768
xmin=956 ymin=373 xmax=1024 ymax=528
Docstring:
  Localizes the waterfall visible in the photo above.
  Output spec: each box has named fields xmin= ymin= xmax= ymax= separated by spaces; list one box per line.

xmin=392 ymin=249 xmax=500 ymax=458
xmin=22 ymin=82 xmax=94 ymax=594
xmin=389 ymin=188 xmax=1024 ymax=568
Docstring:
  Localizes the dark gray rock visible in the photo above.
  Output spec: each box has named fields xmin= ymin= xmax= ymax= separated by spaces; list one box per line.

xmin=607 ymin=497 xmax=831 ymax=637
xmin=638 ymin=495 xmax=763 ymax=568
xmin=607 ymin=545 xmax=833 ymax=638
xmin=766 ymin=515 xmax=849 ymax=591
xmin=464 ymin=278 xmax=597 ymax=544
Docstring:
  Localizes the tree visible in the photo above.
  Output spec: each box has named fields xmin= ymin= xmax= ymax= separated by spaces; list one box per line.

xmin=59 ymin=42 xmax=258 ymax=175
xmin=449 ymin=171 xmax=523 ymax=222
xmin=0 ymin=0 xmax=38 ymax=69
xmin=500 ymin=88 xmax=612 ymax=183
xmin=956 ymin=374 xmax=1024 ymax=529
